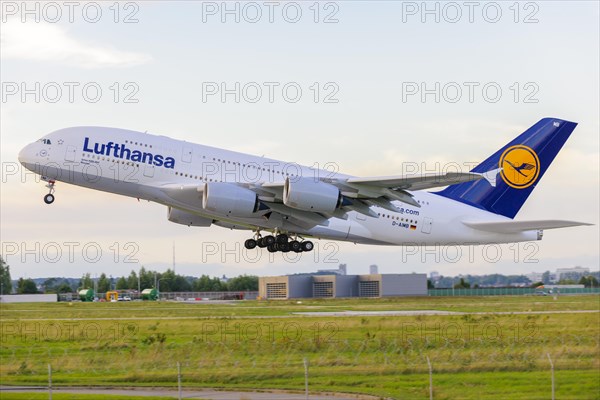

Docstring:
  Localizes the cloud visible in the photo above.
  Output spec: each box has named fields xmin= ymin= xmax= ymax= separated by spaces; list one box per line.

xmin=0 ymin=22 xmax=151 ymax=68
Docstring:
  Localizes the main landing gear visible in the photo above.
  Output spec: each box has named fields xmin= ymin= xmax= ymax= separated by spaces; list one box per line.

xmin=244 ymin=231 xmax=313 ymax=253
xmin=43 ymin=180 xmax=56 ymax=204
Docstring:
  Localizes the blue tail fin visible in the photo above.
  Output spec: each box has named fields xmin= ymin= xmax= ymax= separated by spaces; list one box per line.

xmin=437 ymin=117 xmax=577 ymax=219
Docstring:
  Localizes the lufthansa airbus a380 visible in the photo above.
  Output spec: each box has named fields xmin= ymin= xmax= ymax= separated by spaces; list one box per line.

xmin=18 ymin=117 xmax=590 ymax=253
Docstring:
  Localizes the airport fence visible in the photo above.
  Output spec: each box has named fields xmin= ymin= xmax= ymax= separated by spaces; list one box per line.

xmin=61 ymin=288 xmax=600 ymax=302
xmin=159 ymin=291 xmax=259 ymax=301
xmin=59 ymin=291 xmax=259 ymax=302
xmin=428 ymin=287 xmax=600 ymax=296
xmin=0 ymin=347 xmax=587 ymax=400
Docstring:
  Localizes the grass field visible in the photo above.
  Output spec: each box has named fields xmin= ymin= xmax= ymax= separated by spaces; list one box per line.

xmin=1 ymin=296 xmax=599 ymax=399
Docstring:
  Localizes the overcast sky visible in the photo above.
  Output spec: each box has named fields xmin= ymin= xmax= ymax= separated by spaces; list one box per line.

xmin=1 ymin=1 xmax=598 ymax=280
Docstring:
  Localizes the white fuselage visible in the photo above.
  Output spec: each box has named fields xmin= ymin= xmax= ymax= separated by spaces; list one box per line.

xmin=18 ymin=127 xmax=539 ymax=246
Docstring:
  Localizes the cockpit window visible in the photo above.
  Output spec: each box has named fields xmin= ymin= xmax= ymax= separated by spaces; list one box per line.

xmin=38 ymin=139 xmax=52 ymax=145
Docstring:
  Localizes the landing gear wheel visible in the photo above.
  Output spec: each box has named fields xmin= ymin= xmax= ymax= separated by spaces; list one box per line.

xmin=257 ymin=238 xmax=267 ymax=248
xmin=244 ymin=239 xmax=257 ymax=249
xmin=267 ymin=243 xmax=278 ymax=253
xmin=279 ymin=242 xmax=290 ymax=253
xmin=43 ymin=179 xmax=56 ymax=204
xmin=276 ymin=234 xmax=288 ymax=244
xmin=289 ymin=240 xmax=302 ymax=253
xmin=264 ymin=235 xmax=276 ymax=246
xmin=301 ymin=241 xmax=314 ymax=252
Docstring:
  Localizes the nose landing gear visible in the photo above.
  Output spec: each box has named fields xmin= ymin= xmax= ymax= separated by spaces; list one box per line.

xmin=43 ymin=180 xmax=56 ymax=204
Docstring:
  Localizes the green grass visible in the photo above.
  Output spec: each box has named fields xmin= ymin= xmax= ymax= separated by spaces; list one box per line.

xmin=1 ymin=296 xmax=599 ymax=399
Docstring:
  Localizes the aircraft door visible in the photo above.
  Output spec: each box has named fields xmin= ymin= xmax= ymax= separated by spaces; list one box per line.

xmin=144 ymin=164 xmax=155 ymax=178
xmin=65 ymin=146 xmax=76 ymax=162
xmin=421 ymin=217 xmax=433 ymax=234
xmin=182 ymin=145 xmax=193 ymax=163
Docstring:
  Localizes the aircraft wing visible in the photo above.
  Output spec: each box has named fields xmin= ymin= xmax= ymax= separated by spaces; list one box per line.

xmin=336 ymin=169 xmax=500 ymax=209
xmin=463 ymin=220 xmax=593 ymax=233
xmin=254 ymin=169 xmax=501 ymax=220
xmin=154 ymin=169 xmax=502 ymax=224
xmin=344 ymin=170 xmax=499 ymax=191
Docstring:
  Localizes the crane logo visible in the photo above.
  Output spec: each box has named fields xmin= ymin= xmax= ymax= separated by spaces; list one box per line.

xmin=499 ymin=145 xmax=540 ymax=189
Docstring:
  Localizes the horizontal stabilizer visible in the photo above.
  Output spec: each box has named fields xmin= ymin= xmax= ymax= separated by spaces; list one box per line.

xmin=463 ymin=220 xmax=593 ymax=234
xmin=475 ymin=167 xmax=502 ymax=187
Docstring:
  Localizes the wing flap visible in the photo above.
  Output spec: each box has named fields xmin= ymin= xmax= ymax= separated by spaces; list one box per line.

xmin=266 ymin=202 xmax=329 ymax=227
xmin=463 ymin=220 xmax=592 ymax=234
xmin=256 ymin=181 xmax=284 ymax=201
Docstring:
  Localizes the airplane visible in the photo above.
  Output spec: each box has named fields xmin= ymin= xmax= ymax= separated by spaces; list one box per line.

xmin=18 ymin=117 xmax=591 ymax=253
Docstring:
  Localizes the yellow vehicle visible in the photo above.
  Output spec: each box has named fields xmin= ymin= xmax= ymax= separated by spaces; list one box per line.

xmin=106 ymin=291 xmax=119 ymax=302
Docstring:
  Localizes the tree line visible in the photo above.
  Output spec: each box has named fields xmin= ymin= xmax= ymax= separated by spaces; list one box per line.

xmin=430 ymin=271 xmax=600 ymax=289
xmin=430 ymin=275 xmax=599 ymax=289
xmin=3 ymin=255 xmax=599 ymax=294
xmin=80 ymin=267 xmax=258 ymax=293
xmin=0 ymin=256 xmax=258 ymax=294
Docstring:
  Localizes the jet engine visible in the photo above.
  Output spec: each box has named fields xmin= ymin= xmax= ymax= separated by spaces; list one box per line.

xmin=202 ymin=182 xmax=260 ymax=217
xmin=283 ymin=177 xmax=343 ymax=213
xmin=167 ymin=207 xmax=213 ymax=227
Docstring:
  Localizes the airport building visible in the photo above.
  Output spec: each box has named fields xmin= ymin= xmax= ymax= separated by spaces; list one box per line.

xmin=555 ymin=266 xmax=590 ymax=280
xmin=259 ymin=273 xmax=427 ymax=299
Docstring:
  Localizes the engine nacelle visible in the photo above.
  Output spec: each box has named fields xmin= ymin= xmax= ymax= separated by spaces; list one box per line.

xmin=202 ymin=182 xmax=260 ymax=217
xmin=167 ymin=207 xmax=213 ymax=227
xmin=283 ymin=177 xmax=342 ymax=213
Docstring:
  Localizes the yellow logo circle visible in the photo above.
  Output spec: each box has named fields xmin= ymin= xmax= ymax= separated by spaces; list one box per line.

xmin=499 ymin=145 xmax=540 ymax=189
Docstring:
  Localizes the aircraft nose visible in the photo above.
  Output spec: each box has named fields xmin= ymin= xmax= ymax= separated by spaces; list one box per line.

xmin=18 ymin=143 xmax=35 ymax=166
